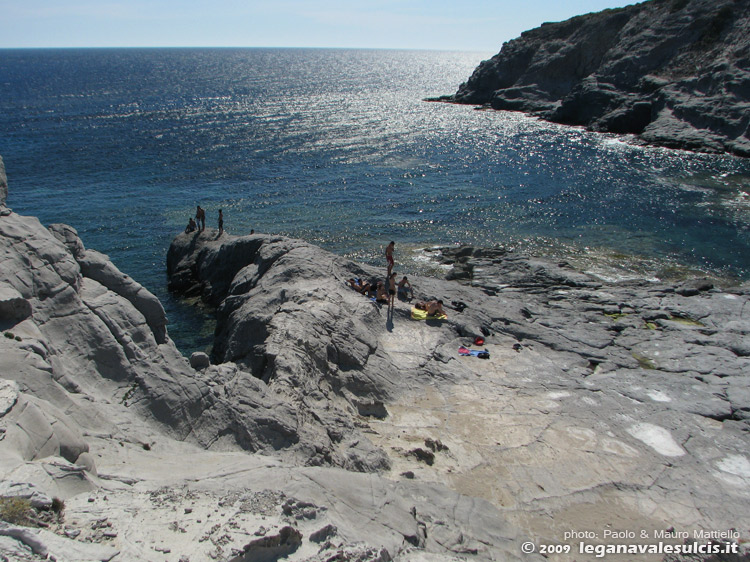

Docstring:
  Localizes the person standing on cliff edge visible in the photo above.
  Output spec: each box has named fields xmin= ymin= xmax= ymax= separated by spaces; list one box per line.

xmin=218 ymin=209 xmax=224 ymax=236
xmin=385 ymin=241 xmax=395 ymax=277
xmin=196 ymin=205 xmax=206 ymax=232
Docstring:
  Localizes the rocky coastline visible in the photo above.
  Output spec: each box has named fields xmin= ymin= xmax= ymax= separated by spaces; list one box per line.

xmin=2 ymin=154 xmax=750 ymax=560
xmin=434 ymin=0 xmax=750 ymax=157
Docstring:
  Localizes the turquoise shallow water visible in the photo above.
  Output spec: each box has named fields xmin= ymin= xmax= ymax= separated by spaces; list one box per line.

xmin=2 ymin=48 xmax=749 ymax=352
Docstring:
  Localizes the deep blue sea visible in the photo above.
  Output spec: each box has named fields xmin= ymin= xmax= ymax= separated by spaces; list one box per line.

xmin=2 ymin=48 xmax=749 ymax=352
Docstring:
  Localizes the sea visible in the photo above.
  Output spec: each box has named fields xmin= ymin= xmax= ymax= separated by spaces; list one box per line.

xmin=2 ymin=48 xmax=749 ymax=352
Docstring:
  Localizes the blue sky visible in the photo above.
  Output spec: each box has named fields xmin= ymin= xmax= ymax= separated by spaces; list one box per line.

xmin=1 ymin=0 xmax=645 ymax=51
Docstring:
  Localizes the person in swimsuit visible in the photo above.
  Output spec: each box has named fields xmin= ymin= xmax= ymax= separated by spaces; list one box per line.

xmin=387 ymin=273 xmax=397 ymax=308
xmin=426 ymin=299 xmax=446 ymax=318
xmin=218 ymin=209 xmax=224 ymax=236
xmin=397 ymin=276 xmax=413 ymax=300
xmin=196 ymin=205 xmax=206 ymax=232
xmin=385 ymin=241 xmax=395 ymax=277
xmin=375 ymin=281 xmax=388 ymax=303
xmin=347 ymin=278 xmax=370 ymax=294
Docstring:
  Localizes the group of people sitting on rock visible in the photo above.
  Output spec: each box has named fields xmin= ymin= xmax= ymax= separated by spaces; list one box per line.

xmin=346 ymin=274 xmax=446 ymax=317
xmin=348 ymin=274 xmax=413 ymax=306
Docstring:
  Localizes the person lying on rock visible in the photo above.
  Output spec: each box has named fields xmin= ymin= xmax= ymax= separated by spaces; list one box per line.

xmin=426 ymin=300 xmax=446 ymax=317
xmin=347 ymin=278 xmax=371 ymax=294
xmin=416 ymin=299 xmax=447 ymax=317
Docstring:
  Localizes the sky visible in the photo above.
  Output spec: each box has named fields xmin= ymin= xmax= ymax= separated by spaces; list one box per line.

xmin=0 ymin=0 xmax=646 ymax=51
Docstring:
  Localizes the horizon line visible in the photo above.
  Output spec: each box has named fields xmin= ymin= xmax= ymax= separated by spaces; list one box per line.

xmin=0 ymin=45 xmax=495 ymax=53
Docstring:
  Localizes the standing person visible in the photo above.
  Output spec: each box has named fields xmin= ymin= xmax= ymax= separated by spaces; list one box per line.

xmin=388 ymin=273 xmax=397 ymax=309
xmin=196 ymin=205 xmax=206 ymax=232
xmin=218 ymin=209 xmax=224 ymax=236
xmin=385 ymin=241 xmax=395 ymax=277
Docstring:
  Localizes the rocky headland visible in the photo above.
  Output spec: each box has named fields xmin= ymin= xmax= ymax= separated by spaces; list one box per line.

xmin=2 ymin=152 xmax=750 ymax=561
xmin=435 ymin=0 xmax=750 ymax=157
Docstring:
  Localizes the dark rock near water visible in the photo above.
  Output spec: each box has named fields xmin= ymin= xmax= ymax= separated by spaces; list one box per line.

xmin=0 ymin=155 xmax=7 ymax=209
xmin=189 ymin=351 xmax=210 ymax=370
xmin=438 ymin=0 xmax=750 ymax=156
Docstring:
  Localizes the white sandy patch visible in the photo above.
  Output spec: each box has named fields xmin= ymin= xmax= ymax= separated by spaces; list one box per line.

xmin=546 ymin=391 xmax=571 ymax=400
xmin=627 ymin=423 xmax=685 ymax=457
xmin=717 ymin=455 xmax=750 ymax=478
xmin=566 ymin=427 xmax=596 ymax=442
xmin=647 ymin=391 xmax=672 ymax=403
xmin=601 ymin=438 xmax=640 ymax=458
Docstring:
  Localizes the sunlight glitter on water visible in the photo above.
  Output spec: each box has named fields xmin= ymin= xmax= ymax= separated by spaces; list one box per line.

xmin=3 ymin=48 xmax=750 ymax=352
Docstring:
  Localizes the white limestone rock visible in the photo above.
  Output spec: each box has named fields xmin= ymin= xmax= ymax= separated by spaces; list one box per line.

xmin=0 ymin=379 xmax=18 ymax=417
xmin=0 ymin=522 xmax=119 ymax=561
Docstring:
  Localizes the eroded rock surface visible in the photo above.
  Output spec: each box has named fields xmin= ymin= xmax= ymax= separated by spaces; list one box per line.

xmin=169 ymin=229 xmax=750 ymax=558
xmin=439 ymin=0 xmax=750 ymax=156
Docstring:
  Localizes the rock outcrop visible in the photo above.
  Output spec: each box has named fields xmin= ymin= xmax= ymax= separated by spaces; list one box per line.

xmin=0 ymin=208 xmax=389 ymax=475
xmin=167 ymin=230 xmax=398 ymax=471
xmin=168 ymin=228 xmax=750 ymax=557
xmin=439 ymin=0 xmax=750 ymax=156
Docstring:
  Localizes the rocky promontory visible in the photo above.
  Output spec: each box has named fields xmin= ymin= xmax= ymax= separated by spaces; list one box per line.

xmin=167 ymin=228 xmax=750 ymax=556
xmin=2 ymin=151 xmax=750 ymax=560
xmin=438 ymin=0 xmax=750 ymax=156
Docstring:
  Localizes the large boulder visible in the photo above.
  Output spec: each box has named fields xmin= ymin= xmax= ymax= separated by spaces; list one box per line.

xmin=168 ymin=230 xmax=395 ymax=471
xmin=2 ymin=206 xmax=393 ymax=472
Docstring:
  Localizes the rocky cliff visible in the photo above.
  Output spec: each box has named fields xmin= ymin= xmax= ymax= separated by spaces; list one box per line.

xmin=442 ymin=0 xmax=750 ymax=156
